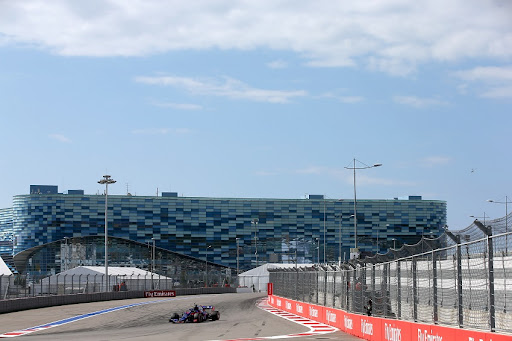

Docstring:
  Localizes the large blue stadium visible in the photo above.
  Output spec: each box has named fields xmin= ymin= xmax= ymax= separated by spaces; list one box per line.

xmin=0 ymin=185 xmax=446 ymax=276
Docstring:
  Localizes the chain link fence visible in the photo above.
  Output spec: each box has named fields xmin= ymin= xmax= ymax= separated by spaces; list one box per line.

xmin=269 ymin=224 xmax=512 ymax=334
xmin=0 ymin=268 xmax=234 ymax=300
xmin=0 ymin=273 xmax=177 ymax=298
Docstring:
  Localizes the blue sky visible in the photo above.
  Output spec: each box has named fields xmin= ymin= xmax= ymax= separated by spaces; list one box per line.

xmin=0 ymin=0 xmax=511 ymax=230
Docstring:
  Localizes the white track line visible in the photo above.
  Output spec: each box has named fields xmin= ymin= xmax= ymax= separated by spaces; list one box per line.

xmin=209 ymin=298 xmax=338 ymax=341
xmin=0 ymin=296 xmax=199 ymax=338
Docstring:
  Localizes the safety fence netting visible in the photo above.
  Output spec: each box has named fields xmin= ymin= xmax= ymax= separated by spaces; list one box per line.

xmin=269 ymin=216 xmax=512 ymax=334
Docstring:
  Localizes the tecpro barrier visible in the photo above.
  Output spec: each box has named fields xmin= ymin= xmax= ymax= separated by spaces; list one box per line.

xmin=267 ymin=293 xmax=512 ymax=341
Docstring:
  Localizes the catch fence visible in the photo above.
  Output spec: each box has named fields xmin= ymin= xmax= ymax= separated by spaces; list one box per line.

xmin=0 ymin=273 xmax=176 ymax=298
xmin=269 ymin=224 xmax=512 ymax=334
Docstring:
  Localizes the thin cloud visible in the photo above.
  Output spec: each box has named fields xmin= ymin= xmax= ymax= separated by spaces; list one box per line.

xmin=455 ymin=66 xmax=512 ymax=99
xmin=356 ymin=174 xmax=416 ymax=187
xmin=49 ymin=134 xmax=71 ymax=143
xmin=150 ymin=101 xmax=203 ymax=110
xmin=267 ymin=60 xmax=288 ymax=69
xmin=131 ymin=128 xmax=192 ymax=135
xmin=1 ymin=2 xmax=511 ymax=75
xmin=136 ymin=75 xmax=307 ymax=103
xmin=394 ymin=95 xmax=448 ymax=108
xmin=319 ymin=91 xmax=364 ymax=104
xmin=340 ymin=96 xmax=364 ymax=104
xmin=420 ymin=156 xmax=452 ymax=167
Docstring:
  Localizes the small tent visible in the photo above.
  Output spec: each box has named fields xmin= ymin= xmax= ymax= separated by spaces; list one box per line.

xmin=0 ymin=255 xmax=12 ymax=276
xmin=238 ymin=263 xmax=311 ymax=292
xmin=36 ymin=266 xmax=173 ymax=294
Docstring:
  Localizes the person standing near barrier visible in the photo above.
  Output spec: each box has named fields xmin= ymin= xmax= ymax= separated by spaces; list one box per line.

xmin=365 ymin=299 xmax=372 ymax=316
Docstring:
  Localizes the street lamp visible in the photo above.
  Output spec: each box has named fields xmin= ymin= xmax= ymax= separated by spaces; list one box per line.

xmin=323 ymin=199 xmax=326 ymax=263
xmin=63 ymin=237 xmax=70 ymax=271
xmin=336 ymin=214 xmax=342 ymax=265
xmin=251 ymin=219 xmax=259 ymax=267
xmin=236 ymin=238 xmax=240 ymax=286
xmin=345 ymin=159 xmax=381 ymax=258
xmin=205 ymin=245 xmax=212 ymax=287
xmin=488 ymin=197 xmax=511 ymax=253
xmin=151 ymin=238 xmax=156 ymax=289
xmin=98 ymin=174 xmax=116 ymax=290
xmin=315 ymin=238 xmax=320 ymax=264
xmin=391 ymin=238 xmax=397 ymax=250
xmin=470 ymin=213 xmax=490 ymax=225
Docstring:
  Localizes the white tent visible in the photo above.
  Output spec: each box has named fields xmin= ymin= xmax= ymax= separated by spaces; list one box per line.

xmin=0 ymin=255 xmax=12 ymax=276
xmin=238 ymin=263 xmax=311 ymax=292
xmin=36 ymin=266 xmax=173 ymax=294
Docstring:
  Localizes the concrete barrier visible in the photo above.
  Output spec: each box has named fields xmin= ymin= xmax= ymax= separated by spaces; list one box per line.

xmin=0 ymin=287 xmax=236 ymax=314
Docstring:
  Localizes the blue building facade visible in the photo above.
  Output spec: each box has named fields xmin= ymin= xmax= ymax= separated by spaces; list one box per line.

xmin=0 ymin=187 xmax=446 ymax=273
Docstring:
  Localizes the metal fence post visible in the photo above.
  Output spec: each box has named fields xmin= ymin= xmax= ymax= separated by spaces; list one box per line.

xmin=474 ymin=220 xmax=496 ymax=331
xmin=324 ymin=270 xmax=327 ymax=306
xmin=352 ymin=268 xmax=356 ymax=313
xmin=446 ymin=231 xmax=463 ymax=327
xmin=371 ymin=264 xmax=376 ymax=308
xmin=502 ymin=251 xmax=507 ymax=313
xmin=397 ymin=259 xmax=401 ymax=319
xmin=294 ymin=268 xmax=298 ymax=301
xmin=487 ymin=234 xmax=496 ymax=332
xmin=381 ymin=263 xmax=388 ymax=317
xmin=333 ymin=271 xmax=336 ymax=307
xmin=412 ymin=256 xmax=418 ymax=321
xmin=432 ymin=250 xmax=438 ymax=324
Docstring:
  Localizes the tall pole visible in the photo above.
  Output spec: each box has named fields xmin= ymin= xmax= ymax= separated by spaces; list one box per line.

xmin=323 ymin=200 xmax=326 ymax=263
xmin=353 ymin=159 xmax=357 ymax=249
xmin=206 ymin=245 xmax=211 ymax=287
xmin=252 ymin=219 xmax=259 ymax=267
xmin=337 ymin=214 xmax=342 ymax=265
xmin=236 ymin=238 xmax=240 ymax=286
xmin=488 ymin=196 xmax=511 ymax=254
xmin=151 ymin=238 xmax=155 ymax=289
xmin=316 ymin=238 xmax=320 ymax=264
xmin=345 ymin=159 xmax=382 ymax=259
xmin=98 ymin=175 xmax=116 ymax=291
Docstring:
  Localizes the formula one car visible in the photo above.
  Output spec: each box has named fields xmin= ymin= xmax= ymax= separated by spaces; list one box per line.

xmin=169 ymin=304 xmax=220 ymax=323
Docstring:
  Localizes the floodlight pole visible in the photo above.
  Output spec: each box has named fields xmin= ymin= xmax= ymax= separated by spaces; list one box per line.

xmin=98 ymin=175 xmax=116 ymax=291
xmin=236 ymin=238 xmax=240 ymax=286
xmin=488 ymin=196 xmax=511 ymax=254
xmin=345 ymin=159 xmax=381 ymax=258
xmin=206 ymin=245 xmax=211 ymax=287
xmin=151 ymin=238 xmax=155 ymax=289
xmin=252 ymin=219 xmax=259 ymax=266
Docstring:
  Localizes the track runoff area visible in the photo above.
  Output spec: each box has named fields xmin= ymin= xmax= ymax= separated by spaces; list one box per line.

xmin=0 ymin=294 xmax=342 ymax=340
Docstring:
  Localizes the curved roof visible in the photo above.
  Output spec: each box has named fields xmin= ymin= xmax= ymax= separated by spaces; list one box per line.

xmin=13 ymin=235 xmax=229 ymax=274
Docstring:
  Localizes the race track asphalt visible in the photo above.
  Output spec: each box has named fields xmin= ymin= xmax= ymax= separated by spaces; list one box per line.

xmin=0 ymin=293 xmax=362 ymax=340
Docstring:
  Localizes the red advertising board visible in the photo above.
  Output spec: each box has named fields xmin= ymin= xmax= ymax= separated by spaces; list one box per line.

xmin=324 ymin=307 xmax=344 ymax=330
xmin=267 ymin=294 xmax=512 ymax=341
xmin=144 ymin=290 xmax=176 ymax=298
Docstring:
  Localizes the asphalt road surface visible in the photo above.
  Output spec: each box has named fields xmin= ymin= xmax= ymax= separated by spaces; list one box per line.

xmin=0 ymin=293 xmax=362 ymax=340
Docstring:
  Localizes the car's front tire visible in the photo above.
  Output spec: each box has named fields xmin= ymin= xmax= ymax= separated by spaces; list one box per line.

xmin=210 ymin=311 xmax=220 ymax=321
